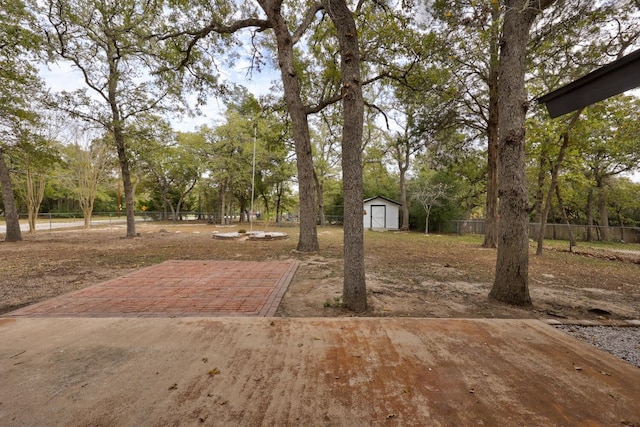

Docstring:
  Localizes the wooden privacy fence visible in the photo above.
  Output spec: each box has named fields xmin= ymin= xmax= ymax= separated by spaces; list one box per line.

xmin=443 ymin=220 xmax=640 ymax=244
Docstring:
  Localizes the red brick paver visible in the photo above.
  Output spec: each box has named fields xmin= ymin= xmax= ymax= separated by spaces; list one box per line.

xmin=6 ymin=260 xmax=299 ymax=318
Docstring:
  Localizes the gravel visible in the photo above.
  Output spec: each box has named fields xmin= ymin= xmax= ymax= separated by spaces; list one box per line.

xmin=556 ymin=325 xmax=640 ymax=368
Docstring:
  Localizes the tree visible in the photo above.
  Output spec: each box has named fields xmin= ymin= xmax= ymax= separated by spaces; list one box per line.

xmin=489 ymin=0 xmax=556 ymax=306
xmin=607 ymin=178 xmax=640 ymax=228
xmin=15 ymin=131 xmax=56 ymax=234
xmin=162 ymin=0 xmax=428 ymax=310
xmin=411 ymin=173 xmax=451 ymax=235
xmin=0 ymin=148 xmax=22 ymax=241
xmin=311 ymin=110 xmax=341 ymax=227
xmin=575 ymin=96 xmax=640 ymax=241
xmin=172 ymin=0 xmax=367 ymax=308
xmin=320 ymin=0 xmax=366 ymax=312
xmin=386 ymin=98 xmax=424 ymax=231
xmin=203 ymin=103 xmax=257 ymax=223
xmin=61 ymin=129 xmax=114 ymax=228
xmin=255 ymin=0 xmax=321 ymax=251
xmin=0 ymin=0 xmax=42 ymax=242
xmin=43 ymin=0 xmax=185 ymax=237
xmin=527 ymin=1 xmax=640 ymax=252
xmin=134 ymin=117 xmax=200 ymax=222
xmin=431 ymin=0 xmax=502 ymax=247
xmin=443 ymin=147 xmax=486 ymax=219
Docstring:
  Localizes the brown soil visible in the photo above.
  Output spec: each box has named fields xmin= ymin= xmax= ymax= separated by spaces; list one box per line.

xmin=1 ymin=222 xmax=639 ymax=321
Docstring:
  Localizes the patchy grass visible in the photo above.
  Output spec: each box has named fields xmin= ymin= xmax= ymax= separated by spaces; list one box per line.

xmin=1 ymin=222 xmax=638 ymax=320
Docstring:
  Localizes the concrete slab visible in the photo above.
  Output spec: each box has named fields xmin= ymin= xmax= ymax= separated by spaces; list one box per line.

xmin=1 ymin=317 xmax=638 ymax=426
xmin=5 ymin=260 xmax=299 ymax=318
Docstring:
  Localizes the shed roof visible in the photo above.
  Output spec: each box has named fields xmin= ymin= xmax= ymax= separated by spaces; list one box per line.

xmin=363 ymin=195 xmax=401 ymax=206
xmin=538 ymin=48 xmax=640 ymax=118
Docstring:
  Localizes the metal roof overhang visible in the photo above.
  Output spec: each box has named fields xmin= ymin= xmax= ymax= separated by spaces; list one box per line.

xmin=537 ymin=48 xmax=640 ymax=118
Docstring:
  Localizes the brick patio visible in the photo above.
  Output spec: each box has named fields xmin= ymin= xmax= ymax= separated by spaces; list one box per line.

xmin=6 ymin=260 xmax=299 ymax=318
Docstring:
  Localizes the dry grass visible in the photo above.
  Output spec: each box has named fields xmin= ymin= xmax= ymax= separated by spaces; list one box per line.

xmin=1 ymin=221 xmax=639 ymax=320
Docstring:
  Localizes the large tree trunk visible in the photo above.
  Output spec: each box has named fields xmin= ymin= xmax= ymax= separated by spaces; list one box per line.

xmin=0 ymin=151 xmax=22 ymax=242
xmin=490 ymin=0 xmax=554 ymax=306
xmin=115 ymin=137 xmax=137 ymax=237
xmin=107 ymin=41 xmax=136 ymax=237
xmin=324 ymin=0 xmax=366 ymax=312
xmin=259 ymin=0 xmax=319 ymax=252
xmin=482 ymin=2 xmax=501 ymax=249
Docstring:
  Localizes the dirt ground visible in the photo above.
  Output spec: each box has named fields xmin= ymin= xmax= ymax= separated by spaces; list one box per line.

xmin=2 ymin=317 xmax=639 ymax=426
xmin=2 ymin=222 xmax=639 ymax=321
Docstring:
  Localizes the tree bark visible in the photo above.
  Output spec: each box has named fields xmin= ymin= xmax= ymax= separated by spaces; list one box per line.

xmin=324 ymin=0 xmax=366 ymax=312
xmin=399 ymin=165 xmax=409 ymax=231
xmin=482 ymin=1 xmax=501 ymax=249
xmin=535 ymin=110 xmax=582 ymax=255
xmin=555 ymin=185 xmax=575 ymax=248
xmin=0 ymin=150 xmax=22 ymax=242
xmin=115 ymin=134 xmax=137 ymax=237
xmin=490 ymin=0 xmax=554 ymax=306
xmin=25 ymin=166 xmax=46 ymax=235
xmin=314 ymin=170 xmax=326 ymax=227
xmin=424 ymin=209 xmax=430 ymax=235
xmin=597 ymin=177 xmax=610 ymax=241
xmin=586 ymin=188 xmax=594 ymax=241
xmin=259 ymin=0 xmax=319 ymax=252
xmin=106 ymin=37 xmax=136 ymax=237
xmin=532 ymin=147 xmax=548 ymax=226
xmin=219 ymin=186 xmax=226 ymax=225
xmin=395 ymin=139 xmax=410 ymax=231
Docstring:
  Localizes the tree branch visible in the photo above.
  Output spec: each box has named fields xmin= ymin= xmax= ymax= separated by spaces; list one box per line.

xmin=292 ymin=3 xmax=323 ymax=44
xmin=364 ymin=101 xmax=389 ymax=130
xmin=158 ymin=18 xmax=271 ymax=70
xmin=306 ymin=93 xmax=343 ymax=114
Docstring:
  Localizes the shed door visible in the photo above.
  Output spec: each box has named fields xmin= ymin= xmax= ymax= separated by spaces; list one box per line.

xmin=370 ymin=205 xmax=386 ymax=229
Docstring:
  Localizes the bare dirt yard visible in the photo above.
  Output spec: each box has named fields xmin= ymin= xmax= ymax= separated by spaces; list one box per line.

xmin=1 ymin=222 xmax=639 ymax=321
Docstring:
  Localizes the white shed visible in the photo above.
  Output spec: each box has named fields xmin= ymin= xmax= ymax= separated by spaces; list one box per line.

xmin=363 ymin=196 xmax=401 ymax=230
